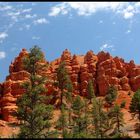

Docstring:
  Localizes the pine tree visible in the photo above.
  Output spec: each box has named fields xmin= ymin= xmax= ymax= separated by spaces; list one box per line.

xmin=130 ymin=89 xmax=140 ymax=121
xmin=82 ymin=98 xmax=91 ymax=137
xmin=15 ymin=46 xmax=53 ymax=138
xmin=92 ymin=98 xmax=112 ymax=138
xmin=72 ymin=95 xmax=87 ymax=138
xmin=105 ymin=85 xmax=117 ymax=106
xmin=56 ymin=104 xmax=68 ymax=138
xmin=87 ymin=79 xmax=95 ymax=103
xmin=56 ymin=61 xmax=73 ymax=138
xmin=64 ymin=76 xmax=73 ymax=126
xmin=108 ymin=104 xmax=124 ymax=134
xmin=57 ymin=62 xmax=69 ymax=105
xmin=129 ymin=89 xmax=140 ymax=121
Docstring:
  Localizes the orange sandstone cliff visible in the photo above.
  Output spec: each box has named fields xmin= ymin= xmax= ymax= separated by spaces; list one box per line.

xmin=0 ymin=48 xmax=140 ymax=122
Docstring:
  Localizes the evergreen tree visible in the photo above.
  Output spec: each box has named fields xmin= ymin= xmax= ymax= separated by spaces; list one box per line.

xmin=15 ymin=46 xmax=53 ymax=138
xmin=92 ymin=98 xmax=112 ymax=138
xmin=72 ymin=95 xmax=86 ymax=138
xmin=105 ymin=85 xmax=117 ymax=106
xmin=87 ymin=79 xmax=95 ymax=103
xmin=64 ymin=76 xmax=73 ymax=126
xmin=108 ymin=104 xmax=124 ymax=134
xmin=129 ymin=89 xmax=140 ymax=121
xmin=56 ymin=61 xmax=73 ymax=106
xmin=130 ymin=89 xmax=140 ymax=121
xmin=56 ymin=61 xmax=73 ymax=138
xmin=56 ymin=104 xmax=68 ymax=138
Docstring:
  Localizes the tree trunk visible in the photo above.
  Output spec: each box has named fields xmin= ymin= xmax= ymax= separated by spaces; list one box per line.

xmin=117 ymin=114 xmax=120 ymax=132
xmin=60 ymin=89 xmax=63 ymax=106
xmin=69 ymin=109 xmax=71 ymax=125
xmin=139 ymin=110 xmax=140 ymax=130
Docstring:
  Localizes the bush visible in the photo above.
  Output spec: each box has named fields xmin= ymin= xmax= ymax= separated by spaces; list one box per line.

xmin=120 ymin=100 xmax=126 ymax=108
xmin=105 ymin=85 xmax=117 ymax=105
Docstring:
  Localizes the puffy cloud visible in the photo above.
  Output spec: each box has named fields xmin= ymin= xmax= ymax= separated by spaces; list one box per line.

xmin=7 ymin=11 xmax=20 ymax=22
xmin=124 ymin=12 xmax=134 ymax=19
xmin=100 ymin=43 xmax=114 ymax=51
xmin=0 ymin=32 xmax=8 ymax=40
xmin=0 ymin=4 xmax=12 ymax=11
xmin=22 ymin=8 xmax=32 ymax=13
xmin=25 ymin=14 xmax=37 ymax=19
xmin=48 ymin=3 xmax=69 ymax=16
xmin=33 ymin=18 xmax=49 ymax=25
xmin=48 ymin=6 xmax=61 ymax=16
xmin=48 ymin=2 xmax=140 ymax=19
xmin=0 ymin=51 xmax=6 ymax=59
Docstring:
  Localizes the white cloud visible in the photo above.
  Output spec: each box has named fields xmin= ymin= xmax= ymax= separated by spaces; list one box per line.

xmin=0 ymin=32 xmax=8 ymax=40
xmin=7 ymin=11 xmax=20 ymax=22
xmin=0 ymin=5 xmax=12 ymax=11
xmin=48 ymin=7 xmax=61 ymax=16
xmin=124 ymin=12 xmax=134 ymax=19
xmin=25 ymin=14 xmax=37 ymax=19
xmin=32 ymin=36 xmax=40 ymax=40
xmin=22 ymin=8 xmax=32 ymax=13
xmin=48 ymin=2 xmax=69 ymax=16
xmin=121 ymin=5 xmax=136 ymax=19
xmin=48 ymin=2 xmax=140 ymax=19
xmin=7 ymin=11 xmax=20 ymax=16
xmin=126 ymin=29 xmax=131 ymax=34
xmin=100 ymin=43 xmax=114 ymax=51
xmin=0 ymin=51 xmax=6 ymax=59
xmin=33 ymin=18 xmax=49 ymax=25
xmin=25 ymin=24 xmax=31 ymax=30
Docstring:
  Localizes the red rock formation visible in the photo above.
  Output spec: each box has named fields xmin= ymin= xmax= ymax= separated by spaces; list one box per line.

xmin=71 ymin=55 xmax=80 ymax=95
xmin=97 ymin=52 xmax=131 ymax=96
xmin=0 ymin=49 xmax=30 ymax=122
xmin=0 ymin=83 xmax=3 ymax=118
xmin=1 ymin=48 xmax=140 ymax=122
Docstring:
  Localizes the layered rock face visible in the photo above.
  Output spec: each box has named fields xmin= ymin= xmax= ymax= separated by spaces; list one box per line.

xmin=0 ymin=83 xmax=3 ymax=118
xmin=96 ymin=52 xmax=131 ymax=96
xmin=0 ymin=49 xmax=30 ymax=122
xmin=1 ymin=48 xmax=140 ymax=122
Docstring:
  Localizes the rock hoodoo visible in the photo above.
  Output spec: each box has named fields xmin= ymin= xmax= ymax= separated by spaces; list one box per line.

xmin=0 ymin=48 xmax=140 ymax=122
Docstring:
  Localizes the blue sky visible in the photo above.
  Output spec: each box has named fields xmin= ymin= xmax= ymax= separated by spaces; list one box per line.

xmin=0 ymin=2 xmax=140 ymax=82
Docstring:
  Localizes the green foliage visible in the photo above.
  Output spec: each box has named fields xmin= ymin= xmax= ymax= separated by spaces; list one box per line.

xmin=92 ymin=98 xmax=111 ymax=138
xmin=44 ymin=130 xmax=59 ymax=138
xmin=87 ymin=79 xmax=95 ymax=103
xmin=73 ymin=131 xmax=92 ymax=138
xmin=23 ymin=45 xmax=46 ymax=74
xmin=72 ymin=95 xmax=84 ymax=112
xmin=63 ymin=129 xmax=73 ymax=138
xmin=120 ymin=100 xmax=126 ymax=108
xmin=71 ymin=96 xmax=88 ymax=138
xmin=15 ymin=46 xmax=53 ymax=138
xmin=56 ymin=105 xmax=67 ymax=130
xmin=105 ymin=85 xmax=117 ymax=105
xmin=57 ymin=61 xmax=73 ymax=92
xmin=56 ymin=61 xmax=73 ymax=106
xmin=129 ymin=89 xmax=140 ymax=121
xmin=108 ymin=104 xmax=124 ymax=133
xmin=56 ymin=61 xmax=74 ymax=138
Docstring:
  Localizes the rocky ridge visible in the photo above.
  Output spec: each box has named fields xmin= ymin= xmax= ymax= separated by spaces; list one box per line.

xmin=0 ymin=48 xmax=140 ymax=122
